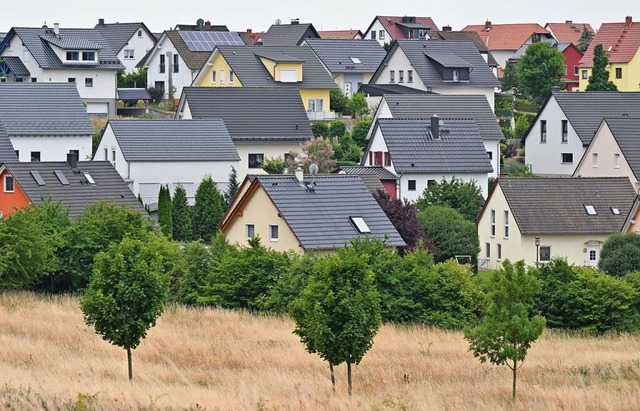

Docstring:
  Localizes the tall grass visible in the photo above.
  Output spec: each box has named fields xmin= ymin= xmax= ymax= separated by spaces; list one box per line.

xmin=1 ymin=292 xmax=639 ymax=410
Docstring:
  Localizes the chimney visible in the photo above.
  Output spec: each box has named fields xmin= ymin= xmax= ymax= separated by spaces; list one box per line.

xmin=98 ymin=18 xmax=105 ymax=26
xmin=484 ymin=20 xmax=491 ymax=29
xmin=66 ymin=151 xmax=78 ymax=169
xmin=247 ymin=28 xmax=252 ymax=34
xmin=565 ymin=20 xmax=573 ymax=24
xmin=204 ymin=20 xmax=211 ymax=29
xmin=442 ymin=25 xmax=452 ymax=32
xmin=291 ymin=18 xmax=300 ymax=25
xmin=626 ymin=16 xmax=633 ymax=26
xmin=430 ymin=114 xmax=440 ymax=140
xmin=295 ymin=166 xmax=304 ymax=182
xmin=53 ymin=22 xmax=60 ymax=35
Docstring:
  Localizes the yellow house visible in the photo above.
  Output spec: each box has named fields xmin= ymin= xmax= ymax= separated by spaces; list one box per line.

xmin=577 ymin=16 xmax=640 ymax=91
xmin=477 ymin=177 xmax=635 ymax=270
xmin=220 ymin=172 xmax=405 ymax=254
xmin=191 ymin=45 xmax=337 ymax=120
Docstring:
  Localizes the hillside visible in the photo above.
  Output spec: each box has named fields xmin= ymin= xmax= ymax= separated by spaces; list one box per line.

xmin=1 ymin=292 xmax=639 ymax=410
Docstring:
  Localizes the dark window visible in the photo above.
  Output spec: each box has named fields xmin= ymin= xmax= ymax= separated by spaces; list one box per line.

xmin=389 ymin=70 xmax=395 ymax=83
xmin=408 ymin=180 xmax=417 ymax=191
xmin=138 ymin=29 xmax=143 ymax=37
xmin=104 ymin=148 xmax=108 ymax=160
xmin=497 ymin=243 xmax=502 ymax=260
xmin=615 ymin=67 xmax=622 ymax=78
xmin=4 ymin=175 xmax=14 ymax=192
xmin=540 ymin=120 xmax=547 ymax=143
xmin=159 ymin=54 xmax=166 ymax=73
xmin=31 ymin=78 xmax=37 ymax=82
xmin=562 ymin=153 xmax=573 ymax=163
xmin=85 ymin=78 xmax=93 ymax=87
xmin=248 ymin=153 xmax=264 ymax=169
xmin=398 ymin=70 xmax=404 ymax=83
xmin=561 ymin=120 xmax=568 ymax=143
xmin=427 ymin=179 xmax=436 ymax=188
xmin=408 ymin=70 xmax=413 ymax=83
xmin=384 ymin=152 xmax=391 ymax=166
xmin=574 ymin=66 xmax=579 ymax=76
xmin=486 ymin=243 xmax=491 ymax=258
xmin=269 ymin=225 xmax=279 ymax=241
xmin=82 ymin=51 xmax=95 ymax=61
xmin=173 ymin=54 xmax=179 ymax=73
xmin=66 ymin=51 xmax=79 ymax=61
xmin=371 ymin=31 xmax=376 ymax=40
xmin=374 ymin=151 xmax=383 ymax=165
xmin=31 ymin=151 xmax=41 ymax=162
xmin=15 ymin=77 xmax=23 ymax=82
xmin=68 ymin=78 xmax=76 ymax=83
xmin=487 ymin=151 xmax=493 ymax=160
xmin=540 ymin=246 xmax=551 ymax=262
xmin=490 ymin=210 xmax=496 ymax=236
xmin=246 ymin=224 xmax=255 ymax=239
xmin=14 ymin=150 xmax=19 ymax=159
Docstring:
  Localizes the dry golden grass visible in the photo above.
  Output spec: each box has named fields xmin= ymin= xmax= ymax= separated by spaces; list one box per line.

xmin=1 ymin=292 xmax=640 ymax=410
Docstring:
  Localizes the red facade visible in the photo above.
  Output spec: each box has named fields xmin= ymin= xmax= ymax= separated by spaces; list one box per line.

xmin=562 ymin=44 xmax=583 ymax=91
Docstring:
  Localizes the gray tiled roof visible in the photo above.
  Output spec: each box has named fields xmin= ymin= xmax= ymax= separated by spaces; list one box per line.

xmin=94 ymin=22 xmax=145 ymax=53
xmin=304 ymin=39 xmax=386 ymax=73
xmin=180 ymin=87 xmax=313 ymax=142
xmin=338 ymin=166 xmax=398 ymax=180
xmin=257 ymin=175 xmax=405 ymax=250
xmin=429 ymin=30 xmax=499 ymax=66
xmin=373 ymin=118 xmax=493 ymax=173
xmin=216 ymin=45 xmax=336 ymax=89
xmin=117 ymin=88 xmax=151 ymax=100
xmin=253 ymin=49 xmax=304 ymax=62
xmin=262 ymin=23 xmax=320 ymax=46
xmin=424 ymin=51 xmax=473 ymax=68
xmin=108 ymin=119 xmax=240 ymax=162
xmin=498 ymin=177 xmax=635 ymax=234
xmin=0 ymin=83 xmax=93 ymax=136
xmin=163 ymin=31 xmax=211 ymax=70
xmin=3 ymin=27 xmax=123 ymax=70
xmin=1 ymin=161 xmax=146 ymax=218
xmin=1 ymin=56 xmax=30 ymax=76
xmin=358 ymin=83 xmax=430 ymax=96
xmin=384 ymin=94 xmax=503 ymax=140
xmin=0 ymin=121 xmax=18 ymax=162
xmin=603 ymin=117 xmax=640 ymax=180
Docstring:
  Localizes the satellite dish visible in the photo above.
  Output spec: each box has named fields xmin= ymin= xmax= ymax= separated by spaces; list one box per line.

xmin=196 ymin=18 xmax=205 ymax=29
xmin=309 ymin=163 xmax=319 ymax=175
xmin=275 ymin=19 xmax=282 ymax=25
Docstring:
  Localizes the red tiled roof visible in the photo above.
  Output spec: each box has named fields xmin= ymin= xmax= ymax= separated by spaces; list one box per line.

xmin=578 ymin=18 xmax=640 ymax=66
xmin=462 ymin=23 xmax=550 ymax=51
xmin=545 ymin=22 xmax=594 ymax=44
xmin=373 ymin=16 xmax=439 ymax=40
xmin=318 ymin=30 xmax=362 ymax=39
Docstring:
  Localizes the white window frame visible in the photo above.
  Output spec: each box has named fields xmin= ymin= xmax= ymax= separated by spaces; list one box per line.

xmin=490 ymin=209 xmax=496 ymax=237
xmin=408 ymin=180 xmax=416 ymax=191
xmin=124 ymin=49 xmax=135 ymax=59
xmin=452 ymin=69 xmax=460 ymax=82
xmin=219 ymin=70 xmax=225 ymax=84
xmin=85 ymin=77 xmax=93 ymax=88
xmin=4 ymin=175 xmax=15 ymax=192
xmin=614 ymin=153 xmax=620 ymax=169
xmin=379 ymin=30 xmax=385 ymax=40
xmin=540 ymin=120 xmax=547 ymax=143
xmin=504 ymin=211 xmax=509 ymax=238
xmin=246 ymin=224 xmax=255 ymax=240
xmin=592 ymin=153 xmax=598 ymax=168
xmin=269 ymin=224 xmax=279 ymax=241
xmin=308 ymin=99 xmax=323 ymax=112
xmin=408 ymin=70 xmax=413 ymax=83
xmin=399 ymin=70 xmax=404 ymax=83
xmin=389 ymin=70 xmax=395 ymax=83
xmin=539 ymin=246 xmax=551 ymax=262
xmin=211 ymin=70 xmax=217 ymax=83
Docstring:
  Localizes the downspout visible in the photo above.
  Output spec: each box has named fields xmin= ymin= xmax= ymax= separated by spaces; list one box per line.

xmin=397 ymin=172 xmax=403 ymax=200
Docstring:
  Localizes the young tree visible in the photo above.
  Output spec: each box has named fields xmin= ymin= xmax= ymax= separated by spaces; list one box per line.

xmin=586 ymin=44 xmax=618 ymax=91
xmin=157 ymin=185 xmax=172 ymax=238
xmin=80 ymin=234 xmax=171 ymax=381
xmin=517 ymin=42 xmax=565 ymax=104
xmin=351 ymin=119 xmax=372 ymax=149
xmin=290 ymin=244 xmax=381 ymax=396
xmin=346 ymin=92 xmax=369 ymax=118
xmin=576 ymin=26 xmax=594 ymax=54
xmin=418 ymin=206 xmax=479 ymax=264
xmin=415 ymin=177 xmax=484 ymax=222
xmin=598 ymin=233 xmax=640 ymax=277
xmin=465 ymin=260 xmax=545 ymax=399
xmin=224 ymin=166 xmax=240 ymax=207
xmin=287 ymin=137 xmax=336 ymax=173
xmin=260 ymin=156 xmax=288 ymax=174
xmin=329 ymin=89 xmax=348 ymax=115
xmin=172 ymin=184 xmax=192 ymax=242
xmin=500 ymin=61 xmax=520 ymax=93
xmin=193 ymin=175 xmax=226 ymax=242
xmin=328 ymin=120 xmax=347 ymax=138
xmin=311 ymin=122 xmax=329 ymax=138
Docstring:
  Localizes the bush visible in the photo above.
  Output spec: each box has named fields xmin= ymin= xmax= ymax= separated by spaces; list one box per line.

xmin=418 ymin=206 xmax=479 ymax=266
xmin=146 ymin=86 xmax=164 ymax=104
xmin=311 ymin=122 xmax=329 ymax=137
xmin=261 ymin=156 xmax=288 ymax=174
xmin=599 ymin=233 xmax=640 ymax=277
xmin=346 ymin=92 xmax=369 ymax=118
xmin=514 ymin=112 xmax=534 ymax=139
xmin=352 ymin=119 xmax=372 ymax=149
xmin=328 ymin=120 xmax=346 ymax=138
xmin=415 ymin=177 xmax=484 ymax=222
xmin=330 ymin=88 xmax=348 ymax=114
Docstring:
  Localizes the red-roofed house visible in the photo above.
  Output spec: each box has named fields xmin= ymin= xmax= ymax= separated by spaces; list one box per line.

xmin=545 ymin=21 xmax=594 ymax=45
xmin=577 ymin=16 xmax=640 ymax=91
xmin=318 ymin=29 xmax=363 ymax=40
xmin=462 ymin=21 xmax=554 ymax=68
xmin=363 ymin=16 xmax=439 ymax=46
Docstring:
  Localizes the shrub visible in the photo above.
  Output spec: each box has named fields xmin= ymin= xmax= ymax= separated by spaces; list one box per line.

xmin=328 ymin=120 xmax=346 ymax=138
xmin=599 ymin=233 xmax=640 ymax=277
xmin=311 ymin=122 xmax=329 ymax=137
xmin=418 ymin=206 xmax=479 ymax=266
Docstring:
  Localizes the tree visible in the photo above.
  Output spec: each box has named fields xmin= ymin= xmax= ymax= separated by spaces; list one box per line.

xmin=288 ymin=137 xmax=336 ymax=173
xmin=346 ymin=93 xmax=369 ymax=118
xmin=117 ymin=69 xmax=147 ymax=89
xmin=351 ymin=119 xmax=372 ymax=149
xmin=576 ymin=26 xmax=594 ymax=54
xmin=586 ymin=44 xmax=618 ymax=91
xmin=328 ymin=120 xmax=346 ymax=138
xmin=500 ymin=61 xmax=520 ymax=93
xmin=311 ymin=122 xmax=329 ymax=137
xmin=329 ymin=88 xmax=348 ymax=115
xmin=193 ymin=175 xmax=226 ymax=242
xmin=418 ymin=206 xmax=479 ymax=265
xmin=290 ymin=244 xmax=381 ymax=396
xmin=260 ymin=156 xmax=288 ymax=174
xmin=517 ymin=42 xmax=565 ymax=105
xmin=224 ymin=166 xmax=240 ymax=207
xmin=383 ymin=40 xmax=396 ymax=53
xmin=465 ymin=260 xmax=545 ymax=399
xmin=80 ymin=234 xmax=171 ymax=381
xmin=146 ymin=86 xmax=164 ymax=104
xmin=598 ymin=233 xmax=640 ymax=277
xmin=333 ymin=132 xmax=362 ymax=164
xmin=415 ymin=177 xmax=484 ymax=222
xmin=172 ymin=184 xmax=192 ymax=242
xmin=157 ymin=185 xmax=172 ymax=238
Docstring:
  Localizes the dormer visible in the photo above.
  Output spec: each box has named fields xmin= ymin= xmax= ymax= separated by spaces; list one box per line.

xmin=40 ymin=34 xmax=101 ymax=65
xmin=424 ymin=51 xmax=472 ymax=82
xmin=254 ymin=50 xmax=304 ymax=83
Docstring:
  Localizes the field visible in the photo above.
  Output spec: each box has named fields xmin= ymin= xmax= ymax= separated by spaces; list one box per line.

xmin=1 ymin=292 xmax=639 ymax=410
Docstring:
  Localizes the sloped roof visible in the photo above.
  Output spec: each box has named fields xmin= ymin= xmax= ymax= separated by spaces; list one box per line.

xmin=255 ymin=175 xmax=405 ymax=249
xmin=428 ymin=30 xmax=499 ymax=67
xmin=318 ymin=30 xmax=362 ymax=39
xmin=1 ymin=161 xmax=146 ymax=218
xmin=462 ymin=23 xmax=550 ymax=51
xmin=94 ymin=22 xmax=151 ymax=53
xmin=602 ymin=117 xmax=640 ymax=180
xmin=0 ymin=83 xmax=93 ymax=136
xmin=262 ymin=23 xmax=320 ymax=46
xmin=545 ymin=22 xmax=594 ymax=45
xmin=425 ymin=51 xmax=473 ymax=68
xmin=1 ymin=56 xmax=30 ymax=76
xmin=337 ymin=165 xmax=398 ymax=180
xmin=107 ymin=119 xmax=240 ymax=162
xmin=383 ymin=94 xmax=503 ymax=141
xmin=304 ymin=39 xmax=386 ymax=73
xmin=214 ymin=45 xmax=336 ymax=89
xmin=0 ymin=121 xmax=17 ymax=162
xmin=579 ymin=19 xmax=640 ymax=66
xmin=498 ymin=177 xmax=634 ymax=234
xmin=1 ymin=27 xmax=123 ymax=70
xmin=164 ymin=30 xmax=210 ymax=70
xmin=180 ymin=87 xmax=313 ymax=142
xmin=358 ymin=83 xmax=431 ymax=96
xmin=372 ymin=117 xmax=493 ymax=174
xmin=368 ymin=16 xmax=439 ymax=40
xmin=117 ymin=88 xmax=151 ymax=101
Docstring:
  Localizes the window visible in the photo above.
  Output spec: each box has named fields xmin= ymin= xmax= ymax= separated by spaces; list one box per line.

xmin=582 ymin=70 xmax=588 ymax=79
xmin=111 ymin=148 xmax=116 ymax=166
xmin=124 ymin=49 xmax=135 ymax=59
xmin=485 ymin=243 xmax=491 ymax=258
xmin=30 ymin=151 xmax=41 ymax=162
xmin=490 ymin=210 xmax=496 ymax=236
xmin=31 ymin=78 xmax=37 ymax=82
xmin=66 ymin=51 xmax=79 ymax=61
xmin=350 ymin=216 xmax=371 ymax=233
xmin=614 ymin=153 xmax=620 ymax=169
xmin=219 ymin=70 xmax=225 ymax=84
xmin=452 ymin=69 xmax=459 ymax=82
xmin=539 ymin=246 xmax=551 ymax=262
xmin=104 ymin=147 xmax=108 ymax=160
xmin=15 ymin=78 xmax=23 ymax=82
xmin=248 ymin=153 xmax=264 ymax=169
xmin=371 ymin=31 xmax=376 ymax=40
xmin=398 ymin=70 xmax=404 ymax=83
xmin=68 ymin=77 xmax=76 ymax=83
xmin=561 ymin=120 xmax=568 ymax=143
xmin=3 ymin=175 xmax=14 ymax=192
xmin=611 ymin=207 xmax=621 ymax=215
xmin=408 ymin=70 xmax=413 ymax=83
xmin=497 ymin=243 xmax=502 ymax=260
xmin=246 ymin=224 xmax=255 ymax=239
xmin=173 ymin=54 xmax=179 ymax=73
xmin=269 ymin=225 xmax=279 ymax=241
xmin=154 ymin=81 xmax=165 ymax=92
xmin=308 ymin=99 xmax=323 ymax=112
xmin=85 ymin=78 xmax=93 ymax=87
xmin=487 ymin=151 xmax=493 ymax=160
xmin=211 ymin=70 xmax=217 ymax=83
xmin=427 ymin=179 xmax=436 ymax=189
xmin=504 ymin=211 xmax=509 ymax=238
xmin=82 ymin=51 xmax=95 ymax=61
xmin=350 ymin=57 xmax=361 ymax=64
xmin=561 ymin=153 xmax=573 ymax=163
xmin=379 ymin=30 xmax=385 ymax=40
xmin=408 ymin=180 xmax=417 ymax=191
xmin=616 ymin=67 xmax=622 ymax=79
xmin=589 ymin=250 xmax=597 ymax=261
xmin=374 ymin=151 xmax=383 ymax=165
xmin=138 ymin=29 xmax=143 ymax=38
xmin=592 ymin=153 xmax=598 ymax=167
xmin=540 ymin=120 xmax=547 ymax=143
xmin=564 ymin=65 xmax=567 ymax=75
xmin=159 ymin=55 xmax=166 ymax=73
xmin=574 ymin=66 xmax=579 ymax=76
xmin=389 ymin=70 xmax=395 ymax=83
xmin=229 ymin=70 xmax=234 ymax=83
xmin=585 ymin=205 xmax=597 ymax=215
xmin=14 ymin=150 xmax=19 ymax=159
xmin=384 ymin=152 xmax=391 ymax=166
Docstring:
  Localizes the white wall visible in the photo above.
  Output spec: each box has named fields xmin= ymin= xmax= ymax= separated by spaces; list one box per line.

xmin=429 ymin=86 xmax=496 ymax=113
xmin=373 ymin=48 xmax=423 ymax=90
xmin=11 ymin=135 xmax=92 ymax=162
xmin=491 ymin=50 xmax=516 ymax=69
xmin=145 ymin=36 xmax=196 ymax=99
xmin=234 ymin=141 xmax=305 ymax=181
xmin=364 ymin=20 xmax=390 ymax=46
xmin=116 ymin=29 xmax=156 ymax=73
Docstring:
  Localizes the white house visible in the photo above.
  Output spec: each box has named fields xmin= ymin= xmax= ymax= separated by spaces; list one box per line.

xmin=94 ymin=19 xmax=156 ymax=74
xmin=363 ymin=16 xmax=439 ymax=46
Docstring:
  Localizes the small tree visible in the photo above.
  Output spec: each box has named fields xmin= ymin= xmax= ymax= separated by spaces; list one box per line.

xmin=351 ymin=119 xmax=372 ymax=149
xmin=465 ymin=260 xmax=545 ymax=399
xmin=329 ymin=88 xmax=348 ymax=115
xmin=157 ymin=185 xmax=172 ymax=237
xmin=576 ymin=26 xmax=594 ymax=54
xmin=346 ymin=93 xmax=369 ymax=118
xmin=80 ymin=234 xmax=171 ymax=381
xmin=117 ymin=69 xmax=147 ymax=89
xmin=193 ymin=175 xmax=226 ymax=242
xmin=517 ymin=42 xmax=565 ymax=104
xmin=418 ymin=206 xmax=479 ymax=264
xmin=328 ymin=120 xmax=347 ymax=138
xmin=224 ymin=166 xmax=240 ymax=207
xmin=288 ymin=137 xmax=336 ymax=173
xmin=172 ymin=184 xmax=192 ymax=242
xmin=586 ymin=44 xmax=618 ymax=91
xmin=311 ymin=122 xmax=329 ymax=137
xmin=260 ymin=156 xmax=288 ymax=174
xmin=415 ymin=177 xmax=484 ymax=222
xmin=599 ymin=233 xmax=640 ymax=277
xmin=500 ymin=61 xmax=520 ymax=93
xmin=290 ymin=244 xmax=381 ymax=396
xmin=146 ymin=86 xmax=164 ymax=104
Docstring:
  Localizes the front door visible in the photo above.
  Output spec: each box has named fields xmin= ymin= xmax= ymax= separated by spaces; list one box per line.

xmin=344 ymin=82 xmax=351 ymax=98
xmin=586 ymin=244 xmax=599 ymax=267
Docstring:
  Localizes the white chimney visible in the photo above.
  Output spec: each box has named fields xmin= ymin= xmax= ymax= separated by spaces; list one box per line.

xmin=295 ymin=166 xmax=304 ymax=182
xmin=53 ymin=22 xmax=60 ymax=35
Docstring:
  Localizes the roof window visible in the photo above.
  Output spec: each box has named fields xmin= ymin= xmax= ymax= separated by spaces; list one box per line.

xmin=83 ymin=172 xmax=96 ymax=185
xmin=54 ymin=170 xmax=70 ymax=186
xmin=30 ymin=171 xmax=46 ymax=186
xmin=350 ymin=57 xmax=362 ymax=64
xmin=585 ymin=205 xmax=597 ymax=215
xmin=350 ymin=216 xmax=371 ymax=233
xmin=611 ymin=207 xmax=621 ymax=215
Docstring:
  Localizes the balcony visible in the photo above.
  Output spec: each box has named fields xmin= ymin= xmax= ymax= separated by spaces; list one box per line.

xmin=306 ymin=110 xmax=336 ymax=121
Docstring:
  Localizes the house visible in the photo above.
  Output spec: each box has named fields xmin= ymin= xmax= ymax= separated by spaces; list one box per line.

xmin=363 ymin=16 xmax=439 ymax=46
xmin=0 ymin=83 xmax=93 ymax=162
xmin=371 ymin=93 xmax=503 ymax=178
xmin=477 ymin=177 xmax=635 ymax=270
xmin=94 ymin=119 xmax=240 ymax=206
xmin=462 ymin=21 xmax=554 ymax=69
xmin=369 ymin=39 xmax=500 ymax=111
xmin=544 ymin=21 xmax=594 ymax=45
xmin=138 ymin=30 xmax=245 ymax=100
xmin=427 ymin=27 xmax=499 ymax=72
xmin=0 ymin=154 xmax=146 ymax=219
xmin=261 ymin=20 xmax=320 ymax=46
xmin=363 ymin=116 xmax=493 ymax=201
xmin=523 ymin=90 xmax=640 ymax=175
xmin=335 ymin=165 xmax=398 ymax=199
xmin=318 ymin=30 xmax=363 ymax=40
xmin=190 ymin=45 xmax=337 ymax=120
xmin=577 ymin=16 xmax=640 ymax=91
xmin=94 ymin=19 xmax=156 ymax=73
xmin=303 ymin=39 xmax=386 ymax=98
xmin=0 ymin=122 xmax=18 ymax=162
xmin=220 ymin=172 xmax=405 ymax=254
xmin=573 ymin=117 xmax=640 ymax=191
xmin=0 ymin=24 xmax=124 ymax=116
xmin=177 ymin=87 xmax=313 ymax=180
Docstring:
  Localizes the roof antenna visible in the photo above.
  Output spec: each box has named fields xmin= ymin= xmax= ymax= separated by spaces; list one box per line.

xmin=305 ymin=163 xmax=319 ymax=192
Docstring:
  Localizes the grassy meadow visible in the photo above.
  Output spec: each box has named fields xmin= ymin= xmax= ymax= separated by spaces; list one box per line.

xmin=1 ymin=292 xmax=639 ymax=410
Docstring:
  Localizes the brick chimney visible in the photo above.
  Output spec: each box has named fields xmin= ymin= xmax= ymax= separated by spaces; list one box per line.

xmin=626 ymin=16 xmax=633 ymax=26
xmin=204 ymin=20 xmax=211 ymax=29
xmin=246 ymin=28 xmax=252 ymax=34
xmin=442 ymin=25 xmax=452 ymax=32
xmin=484 ymin=20 xmax=491 ymax=29
xmin=98 ymin=18 xmax=105 ymax=26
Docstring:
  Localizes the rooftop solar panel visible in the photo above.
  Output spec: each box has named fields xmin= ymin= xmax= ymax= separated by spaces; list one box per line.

xmin=178 ymin=31 xmax=245 ymax=52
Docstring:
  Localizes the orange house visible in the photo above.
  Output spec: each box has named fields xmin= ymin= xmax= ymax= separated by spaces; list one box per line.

xmin=0 ymin=168 xmax=30 ymax=218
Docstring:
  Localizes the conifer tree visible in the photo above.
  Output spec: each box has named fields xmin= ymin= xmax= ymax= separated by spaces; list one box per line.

xmin=172 ymin=184 xmax=192 ymax=242
xmin=586 ymin=44 xmax=618 ymax=91
xmin=193 ymin=175 xmax=226 ymax=242
xmin=576 ymin=26 xmax=594 ymax=54
xmin=157 ymin=185 xmax=172 ymax=238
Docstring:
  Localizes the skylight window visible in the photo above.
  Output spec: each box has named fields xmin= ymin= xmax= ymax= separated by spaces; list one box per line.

xmin=611 ymin=207 xmax=621 ymax=215
xmin=350 ymin=57 xmax=362 ymax=64
xmin=585 ymin=205 xmax=597 ymax=215
xmin=30 ymin=171 xmax=46 ymax=186
xmin=54 ymin=170 xmax=70 ymax=186
xmin=350 ymin=216 xmax=371 ymax=233
xmin=83 ymin=172 xmax=96 ymax=185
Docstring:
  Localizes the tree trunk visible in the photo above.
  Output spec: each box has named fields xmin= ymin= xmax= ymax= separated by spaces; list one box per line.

xmin=329 ymin=363 xmax=336 ymax=393
xmin=512 ymin=360 xmax=517 ymax=399
xmin=127 ymin=347 xmax=133 ymax=382
xmin=347 ymin=361 xmax=352 ymax=397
